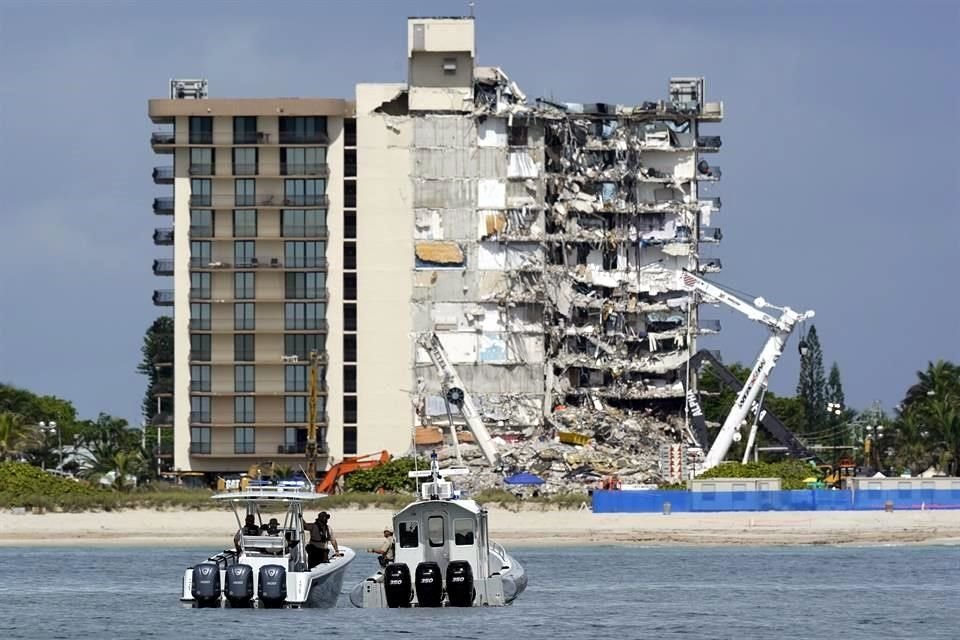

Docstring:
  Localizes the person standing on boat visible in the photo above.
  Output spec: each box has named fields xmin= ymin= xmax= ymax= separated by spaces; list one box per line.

xmin=234 ymin=514 xmax=262 ymax=551
xmin=367 ymin=528 xmax=395 ymax=568
xmin=301 ymin=511 xmax=342 ymax=567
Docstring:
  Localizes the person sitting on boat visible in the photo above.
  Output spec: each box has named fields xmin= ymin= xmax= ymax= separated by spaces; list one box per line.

xmin=234 ymin=514 xmax=262 ymax=551
xmin=263 ymin=518 xmax=281 ymax=535
xmin=367 ymin=528 xmax=394 ymax=568
xmin=301 ymin=511 xmax=342 ymax=567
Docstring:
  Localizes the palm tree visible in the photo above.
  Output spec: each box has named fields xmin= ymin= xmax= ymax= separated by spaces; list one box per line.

xmin=0 ymin=412 xmax=30 ymax=461
xmin=898 ymin=360 xmax=960 ymax=475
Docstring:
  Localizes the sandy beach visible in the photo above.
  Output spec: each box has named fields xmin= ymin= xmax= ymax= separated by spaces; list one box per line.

xmin=2 ymin=507 xmax=959 ymax=548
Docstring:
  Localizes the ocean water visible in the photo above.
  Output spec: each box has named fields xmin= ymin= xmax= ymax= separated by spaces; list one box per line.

xmin=0 ymin=545 xmax=957 ymax=639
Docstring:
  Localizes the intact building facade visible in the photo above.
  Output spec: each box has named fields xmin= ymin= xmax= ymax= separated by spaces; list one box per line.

xmin=150 ymin=17 xmax=723 ymax=474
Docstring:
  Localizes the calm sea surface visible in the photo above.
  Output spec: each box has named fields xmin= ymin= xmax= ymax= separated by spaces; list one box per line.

xmin=0 ymin=545 xmax=957 ymax=639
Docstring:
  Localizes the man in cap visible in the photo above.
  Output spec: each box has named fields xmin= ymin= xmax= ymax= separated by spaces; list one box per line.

xmin=300 ymin=511 xmax=342 ymax=567
xmin=367 ymin=527 xmax=395 ymax=568
xmin=234 ymin=514 xmax=261 ymax=551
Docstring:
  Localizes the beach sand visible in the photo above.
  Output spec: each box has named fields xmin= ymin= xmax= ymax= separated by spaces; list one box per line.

xmin=2 ymin=507 xmax=959 ymax=548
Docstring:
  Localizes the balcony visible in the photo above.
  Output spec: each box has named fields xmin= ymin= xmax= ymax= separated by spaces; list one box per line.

xmin=189 ymin=225 xmax=214 ymax=238
xmin=189 ymin=194 xmax=212 ymax=207
xmin=284 ymin=257 xmax=329 ymax=270
xmin=153 ymin=197 xmax=173 ymax=215
xmin=188 ymin=319 xmax=211 ymax=331
xmin=234 ymin=194 xmax=257 ymax=207
xmin=696 ymin=161 xmax=721 ymax=180
xmin=189 ymin=287 xmax=211 ymax=300
xmin=278 ymin=132 xmax=328 ymax=145
xmin=277 ymin=443 xmax=307 ymax=455
xmin=190 ymin=411 xmax=211 ymax=424
xmin=280 ymin=163 xmax=329 ymax=177
xmin=151 ymin=413 xmax=173 ymax=426
xmin=189 ymin=163 xmax=214 ymax=176
xmin=189 ymin=442 xmax=211 ymax=455
xmin=283 ymin=194 xmax=329 ymax=207
xmin=284 ymin=288 xmax=329 ymax=301
xmin=233 ymin=163 xmax=258 ymax=176
xmin=153 ymin=228 xmax=173 ymax=245
xmin=281 ymin=225 xmax=329 ymax=239
xmin=153 ymin=290 xmax=174 ymax=306
xmin=189 ymin=351 xmax=212 ymax=362
xmin=696 ymin=135 xmax=722 ymax=150
xmin=234 ymin=131 xmax=271 ymax=145
xmin=152 ymin=166 xmax=173 ymax=184
xmin=152 ymin=259 xmax=174 ymax=276
xmin=150 ymin=131 xmax=175 ymax=152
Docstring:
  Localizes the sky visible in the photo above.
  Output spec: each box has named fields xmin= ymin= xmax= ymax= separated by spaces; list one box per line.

xmin=0 ymin=0 xmax=957 ymax=426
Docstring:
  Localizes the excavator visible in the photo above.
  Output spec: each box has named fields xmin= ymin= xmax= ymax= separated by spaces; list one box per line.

xmin=677 ymin=270 xmax=816 ymax=474
xmin=316 ymin=450 xmax=391 ymax=494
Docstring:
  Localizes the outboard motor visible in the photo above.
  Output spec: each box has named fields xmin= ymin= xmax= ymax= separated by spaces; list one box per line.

xmin=415 ymin=562 xmax=443 ymax=607
xmin=224 ymin=564 xmax=254 ymax=608
xmin=258 ymin=564 xmax=287 ymax=609
xmin=191 ymin=562 xmax=222 ymax=608
xmin=446 ymin=561 xmax=475 ymax=607
xmin=383 ymin=562 xmax=412 ymax=608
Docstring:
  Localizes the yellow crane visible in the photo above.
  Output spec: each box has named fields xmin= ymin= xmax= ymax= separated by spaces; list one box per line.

xmin=306 ymin=349 xmax=322 ymax=481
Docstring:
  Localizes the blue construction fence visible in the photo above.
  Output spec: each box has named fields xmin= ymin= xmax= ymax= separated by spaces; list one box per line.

xmin=591 ymin=489 xmax=960 ymax=513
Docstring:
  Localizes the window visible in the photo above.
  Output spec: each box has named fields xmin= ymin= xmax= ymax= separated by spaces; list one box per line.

xmin=234 ymin=241 xmax=255 ymax=267
xmin=233 ymin=116 xmax=258 ymax=144
xmin=282 ymin=209 xmax=326 ymax=237
xmin=190 ymin=426 xmax=211 ymax=454
xmin=234 ymin=302 xmax=255 ymax=330
xmin=344 ymin=395 xmax=357 ymax=423
xmin=233 ymin=147 xmax=257 ymax=175
xmin=235 ymin=334 xmax=255 ymax=361
xmin=234 ymin=273 xmax=255 ymax=299
xmin=189 ymin=116 xmax=212 ymax=144
xmin=190 ymin=272 xmax=210 ymax=299
xmin=190 ymin=303 xmax=211 ymax=330
xmin=190 ymin=148 xmax=214 ymax=175
xmin=190 ymin=210 xmax=213 ymax=237
xmin=234 ymin=396 xmax=255 ymax=423
xmin=344 ymin=242 xmax=356 ymax=270
xmin=284 ymin=179 xmax=326 ymax=206
xmin=234 ymin=365 xmax=255 ymax=392
xmin=344 ymin=181 xmax=356 ymax=208
xmin=344 ymin=210 xmax=356 ymax=239
xmin=427 ymin=516 xmax=444 ymax=547
xmin=344 ymin=119 xmax=356 ymax=147
xmin=343 ymin=273 xmax=357 ymax=300
xmin=284 ymin=241 xmax=326 ymax=268
xmin=344 ymin=334 xmax=356 ymax=362
xmin=343 ymin=365 xmax=356 ymax=393
xmin=233 ymin=210 xmax=257 ymax=237
xmin=508 ymin=125 xmax=529 ymax=147
xmin=190 ymin=396 xmax=210 ymax=423
xmin=190 ymin=240 xmax=211 ymax=267
xmin=285 ymin=272 xmax=326 ymax=299
xmin=284 ymin=302 xmax=326 ymax=330
xmin=285 ymin=365 xmax=307 ymax=392
xmin=190 ymin=334 xmax=211 ymax=361
xmin=234 ymin=426 xmax=255 ymax=454
xmin=343 ymin=426 xmax=357 ymax=455
xmin=283 ymin=427 xmax=306 ymax=453
xmin=398 ymin=521 xmax=418 ymax=548
xmin=281 ymin=147 xmax=326 ymax=175
xmin=344 ymin=149 xmax=356 ymax=177
xmin=343 ymin=303 xmax=356 ymax=331
xmin=235 ymin=179 xmax=256 ymax=206
xmin=442 ymin=57 xmax=457 ymax=75
xmin=285 ymin=396 xmax=305 ymax=422
xmin=190 ymin=178 xmax=211 ymax=206
xmin=190 ymin=365 xmax=211 ymax=392
xmin=279 ymin=116 xmax=327 ymax=144
xmin=284 ymin=334 xmax=325 ymax=359
xmin=453 ymin=519 xmax=475 ymax=546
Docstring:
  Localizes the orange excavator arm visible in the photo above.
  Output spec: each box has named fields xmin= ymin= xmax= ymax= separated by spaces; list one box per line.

xmin=316 ymin=450 xmax=391 ymax=494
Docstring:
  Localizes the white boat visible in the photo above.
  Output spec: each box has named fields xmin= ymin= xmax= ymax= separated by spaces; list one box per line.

xmin=180 ymin=481 xmax=355 ymax=608
xmin=349 ymin=454 xmax=527 ymax=608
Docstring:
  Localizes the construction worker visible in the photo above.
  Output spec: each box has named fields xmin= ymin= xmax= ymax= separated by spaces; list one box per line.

xmin=367 ymin=528 xmax=395 ymax=568
xmin=301 ymin=511 xmax=342 ymax=567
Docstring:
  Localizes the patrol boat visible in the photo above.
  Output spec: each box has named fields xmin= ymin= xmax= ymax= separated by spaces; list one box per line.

xmin=349 ymin=454 xmax=527 ymax=608
xmin=181 ymin=481 xmax=355 ymax=608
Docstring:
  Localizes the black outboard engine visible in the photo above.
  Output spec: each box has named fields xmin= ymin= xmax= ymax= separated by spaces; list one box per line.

xmin=383 ymin=562 xmax=412 ymax=608
xmin=224 ymin=564 xmax=254 ymax=608
xmin=446 ymin=561 xmax=475 ymax=607
xmin=191 ymin=562 xmax=222 ymax=608
xmin=415 ymin=562 xmax=444 ymax=607
xmin=258 ymin=564 xmax=287 ymax=609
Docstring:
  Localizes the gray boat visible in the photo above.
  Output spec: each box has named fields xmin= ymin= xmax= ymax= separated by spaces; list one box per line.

xmin=349 ymin=455 xmax=527 ymax=608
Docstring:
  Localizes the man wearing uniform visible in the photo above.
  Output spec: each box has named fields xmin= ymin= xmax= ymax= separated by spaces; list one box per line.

xmin=367 ymin=528 xmax=395 ymax=568
xmin=301 ymin=511 xmax=342 ymax=568
xmin=234 ymin=514 xmax=261 ymax=551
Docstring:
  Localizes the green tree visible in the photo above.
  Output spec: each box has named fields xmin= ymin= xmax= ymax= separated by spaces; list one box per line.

xmin=796 ymin=325 xmax=826 ymax=436
xmin=825 ymin=362 xmax=845 ymax=408
xmin=137 ymin=316 xmax=173 ymax=421
xmin=0 ymin=412 xmax=32 ymax=461
xmin=894 ymin=360 xmax=960 ymax=475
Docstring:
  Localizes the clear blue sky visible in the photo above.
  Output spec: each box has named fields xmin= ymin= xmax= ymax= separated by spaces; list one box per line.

xmin=0 ymin=0 xmax=957 ymax=426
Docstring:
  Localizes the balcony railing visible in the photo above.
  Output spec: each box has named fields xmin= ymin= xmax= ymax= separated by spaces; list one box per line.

xmin=234 ymin=195 xmax=257 ymax=207
xmin=190 ymin=411 xmax=211 ymax=423
xmin=283 ymin=319 xmax=329 ymax=332
xmin=278 ymin=132 xmax=328 ymax=144
xmin=152 ymin=259 xmax=174 ymax=276
xmin=153 ymin=290 xmax=174 ymax=306
xmin=189 ymin=163 xmax=214 ymax=176
xmin=153 ymin=197 xmax=174 ymax=214
xmin=189 ymin=287 xmax=211 ymax=300
xmin=281 ymin=225 xmax=328 ymax=238
xmin=190 ymin=351 xmax=212 ymax=362
xmin=699 ymin=197 xmax=721 ymax=210
xmin=233 ymin=131 xmax=270 ymax=145
xmin=152 ymin=166 xmax=173 ymax=183
xmin=151 ymin=413 xmax=173 ymax=426
xmin=189 ymin=194 xmax=212 ymax=207
xmin=189 ymin=442 xmax=211 ymax=454
xmin=153 ymin=228 xmax=173 ymax=245
xmin=284 ymin=257 xmax=329 ymax=269
xmin=233 ymin=163 xmax=258 ymax=176
xmin=189 ymin=380 xmax=211 ymax=392
xmin=189 ymin=225 xmax=214 ymax=238
xmin=151 ymin=131 xmax=175 ymax=145
xmin=284 ymin=288 xmax=329 ymax=301
xmin=188 ymin=133 xmax=213 ymax=144
xmin=696 ymin=135 xmax=722 ymax=149
xmin=282 ymin=194 xmax=329 ymax=207
xmin=277 ymin=444 xmax=308 ymax=454
xmin=188 ymin=319 xmax=211 ymax=331
xmin=280 ymin=163 xmax=329 ymax=177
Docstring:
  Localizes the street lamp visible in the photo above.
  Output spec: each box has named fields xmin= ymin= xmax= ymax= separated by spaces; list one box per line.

xmin=826 ymin=402 xmax=844 ymax=466
xmin=39 ymin=421 xmax=62 ymax=470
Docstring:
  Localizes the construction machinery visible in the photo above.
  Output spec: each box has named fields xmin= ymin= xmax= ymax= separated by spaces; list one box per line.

xmin=416 ymin=333 xmax=501 ymax=468
xmin=678 ymin=270 xmax=815 ymax=473
xmin=316 ymin=450 xmax=391 ymax=494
